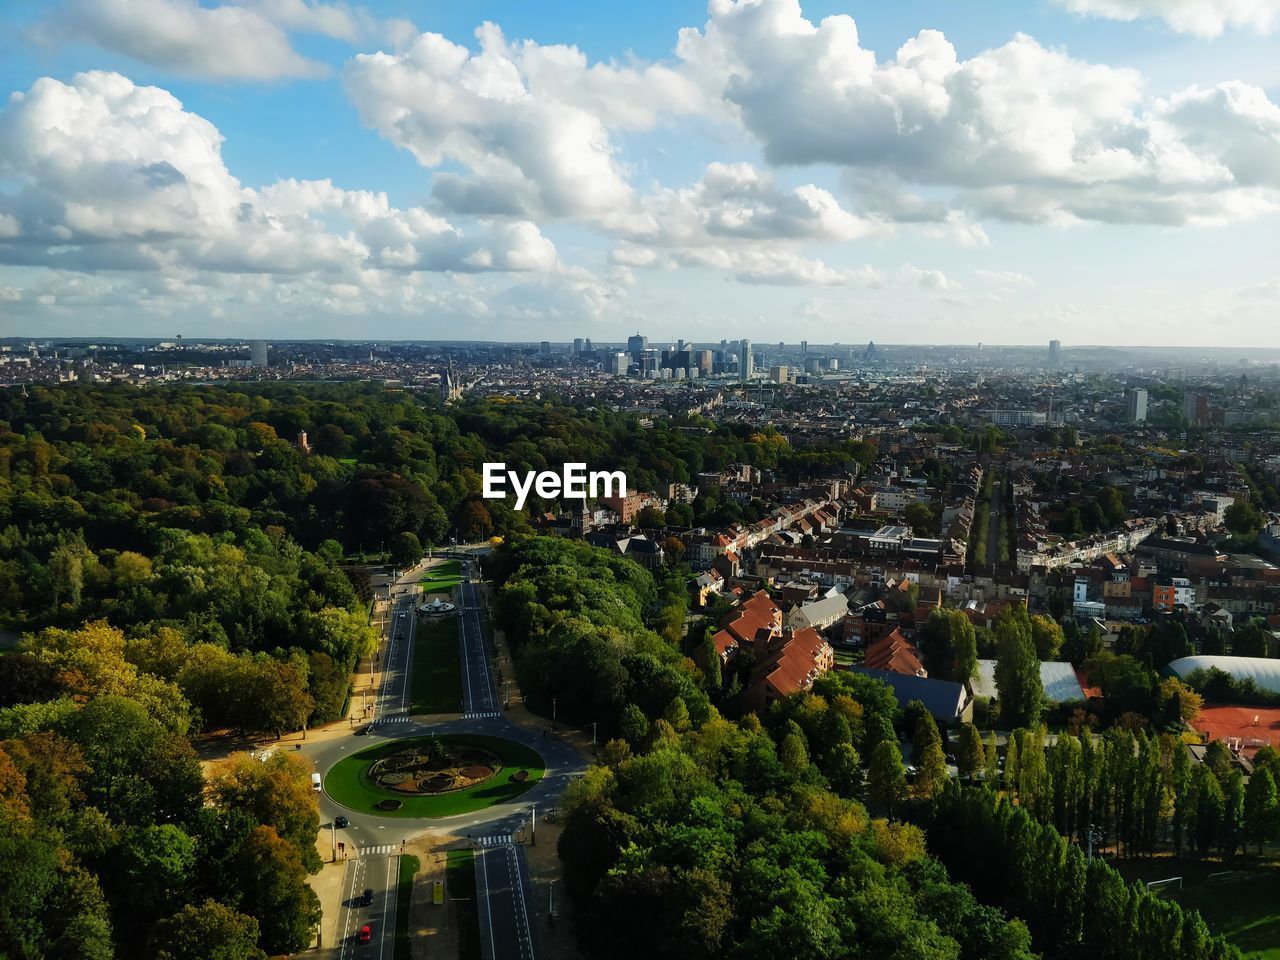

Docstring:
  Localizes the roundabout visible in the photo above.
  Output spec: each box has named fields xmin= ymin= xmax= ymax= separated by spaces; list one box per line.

xmin=323 ymin=733 xmax=546 ymax=819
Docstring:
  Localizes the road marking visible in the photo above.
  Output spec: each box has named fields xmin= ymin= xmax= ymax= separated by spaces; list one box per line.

xmin=477 ymin=843 xmax=499 ymax=960
xmin=474 ymin=835 xmax=513 ymax=848
xmin=338 ymin=855 xmax=365 ymax=959
xmin=462 ymin=711 xmax=501 ymax=720
xmin=508 ymin=845 xmax=535 ymax=960
xmin=378 ymin=854 xmax=396 ymax=960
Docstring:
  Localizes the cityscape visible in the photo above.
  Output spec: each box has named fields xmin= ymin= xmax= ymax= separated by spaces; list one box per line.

xmin=4 ymin=0 xmax=1280 ymax=959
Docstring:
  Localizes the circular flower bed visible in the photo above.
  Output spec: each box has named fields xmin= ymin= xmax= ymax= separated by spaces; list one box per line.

xmin=368 ymin=740 xmax=500 ymax=795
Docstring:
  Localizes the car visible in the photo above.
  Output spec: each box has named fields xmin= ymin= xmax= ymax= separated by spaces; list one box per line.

xmin=358 ymin=925 xmax=371 ymax=944
xmin=362 ymin=889 xmax=373 ymax=907
xmin=334 ymin=816 xmax=349 ymax=829
xmin=354 ymin=725 xmax=370 ymax=736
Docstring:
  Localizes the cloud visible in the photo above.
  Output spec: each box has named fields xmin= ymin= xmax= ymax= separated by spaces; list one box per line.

xmin=37 ymin=0 xmax=410 ymax=81
xmin=675 ymin=0 xmax=1280 ymax=225
xmin=1052 ymin=0 xmax=1280 ymax=36
xmin=0 ymin=72 xmax=558 ymax=278
xmin=343 ymin=24 xmax=705 ymax=223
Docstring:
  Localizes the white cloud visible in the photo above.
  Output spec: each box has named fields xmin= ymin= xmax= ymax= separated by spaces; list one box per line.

xmin=343 ymin=24 xmax=702 ymax=222
xmin=38 ymin=0 xmax=411 ymax=81
xmin=1053 ymin=0 xmax=1280 ymax=36
xmin=676 ymin=0 xmax=1280 ymax=225
xmin=0 ymin=72 xmax=558 ymax=278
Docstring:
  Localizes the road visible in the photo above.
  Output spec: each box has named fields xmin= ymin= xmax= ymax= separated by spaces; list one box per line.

xmin=333 ymin=850 xmax=400 ymax=960
xmin=309 ymin=552 xmax=580 ymax=960
xmin=458 ymin=575 xmax=500 ymax=718
xmin=984 ymin=472 xmax=1004 ymax=571
xmin=476 ymin=839 xmax=537 ymax=960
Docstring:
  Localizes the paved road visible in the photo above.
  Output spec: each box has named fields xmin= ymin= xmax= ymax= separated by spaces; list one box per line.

xmin=333 ymin=850 xmax=400 ymax=960
xmin=476 ymin=840 xmax=537 ymax=960
xmin=308 ymin=555 xmax=573 ymax=960
xmin=459 ymin=576 xmax=500 ymax=717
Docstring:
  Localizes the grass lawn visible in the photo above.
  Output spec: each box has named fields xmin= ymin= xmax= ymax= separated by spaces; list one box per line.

xmin=419 ymin=559 xmax=462 ymax=594
xmin=410 ymin=618 xmax=463 ymax=714
xmin=393 ymin=854 xmax=419 ymax=960
xmin=324 ymin=734 xmax=545 ymax=818
xmin=447 ymin=850 xmax=481 ymax=960
xmin=1112 ymin=858 xmax=1280 ymax=959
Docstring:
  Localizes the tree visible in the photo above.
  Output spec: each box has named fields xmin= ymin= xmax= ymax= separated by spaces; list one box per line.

xmin=244 ymin=658 xmax=314 ymax=740
xmin=1224 ymin=500 xmax=1263 ymax=538
xmin=994 ymin=608 xmax=1045 ymax=729
xmin=904 ymin=501 xmax=934 ymax=532
xmin=779 ymin=729 xmax=809 ymax=776
xmin=1232 ymin=618 xmax=1271 ymax=658
xmin=208 ymin=752 xmax=322 ymax=873
xmin=867 ymin=740 xmax=907 ymax=815
xmin=918 ymin=610 xmax=978 ymax=684
xmin=1244 ymin=767 xmax=1279 ymax=854
xmin=150 ymin=900 xmax=267 ymax=960
xmin=109 ymin=824 xmax=197 ymax=933
xmin=984 ymin=731 xmax=1000 ymax=782
xmin=956 ymin=723 xmax=985 ymax=780
xmin=1029 ymin=615 xmax=1065 ymax=662
xmin=389 ymin=531 xmax=422 ymax=567
xmin=635 ymin=506 xmax=666 ymax=529
xmin=911 ymin=714 xmax=947 ymax=799
xmin=231 ymin=826 xmax=321 ymax=955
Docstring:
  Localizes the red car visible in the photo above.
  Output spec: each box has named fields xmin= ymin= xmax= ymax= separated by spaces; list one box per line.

xmin=358 ymin=925 xmax=371 ymax=944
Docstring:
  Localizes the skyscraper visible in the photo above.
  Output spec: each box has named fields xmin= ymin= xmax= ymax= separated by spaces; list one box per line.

xmin=739 ymin=339 xmax=753 ymax=381
xmin=573 ymin=338 xmax=584 ymax=354
xmin=1049 ymin=340 xmax=1061 ymax=366
xmin=250 ymin=340 xmax=268 ymax=366
xmin=627 ymin=333 xmax=648 ymax=359
xmin=1125 ymin=388 xmax=1148 ymax=422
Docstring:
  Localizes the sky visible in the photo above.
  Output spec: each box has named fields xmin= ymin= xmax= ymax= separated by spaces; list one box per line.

xmin=1 ymin=0 xmax=1279 ymax=346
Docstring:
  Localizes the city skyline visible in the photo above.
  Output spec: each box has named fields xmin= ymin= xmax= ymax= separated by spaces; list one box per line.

xmin=2 ymin=0 xmax=1280 ymax=344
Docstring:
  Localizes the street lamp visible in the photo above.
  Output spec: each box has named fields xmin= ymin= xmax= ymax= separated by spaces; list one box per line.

xmin=552 ymin=698 xmax=557 ymax=731
xmin=1087 ymin=824 xmax=1104 ymax=863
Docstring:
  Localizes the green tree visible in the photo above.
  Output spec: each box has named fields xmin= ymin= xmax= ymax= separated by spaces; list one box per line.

xmin=231 ymin=826 xmax=321 ymax=955
xmin=994 ymin=608 xmax=1045 ymax=729
xmin=868 ymin=740 xmax=907 ymax=815
xmin=956 ymin=723 xmax=985 ymax=781
xmin=1029 ymin=615 xmax=1065 ymax=662
xmin=911 ymin=714 xmax=947 ymax=799
xmin=389 ymin=531 xmax=422 ymax=568
xmin=1244 ymin=767 xmax=1279 ymax=854
xmin=150 ymin=900 xmax=267 ymax=960
xmin=1224 ymin=500 xmax=1263 ymax=537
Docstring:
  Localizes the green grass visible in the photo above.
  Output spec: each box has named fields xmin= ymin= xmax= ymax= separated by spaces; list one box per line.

xmin=410 ymin=618 xmax=463 ymax=714
xmin=324 ymin=734 xmax=545 ymax=818
xmin=1113 ymin=858 xmax=1280 ymax=959
xmin=418 ymin=559 xmax=462 ymax=594
xmin=1176 ymin=872 xmax=1280 ymax=959
xmin=393 ymin=854 xmax=419 ymax=960
xmin=447 ymin=850 xmax=481 ymax=960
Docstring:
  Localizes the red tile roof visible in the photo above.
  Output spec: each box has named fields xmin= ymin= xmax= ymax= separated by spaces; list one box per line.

xmin=863 ymin=628 xmax=926 ymax=677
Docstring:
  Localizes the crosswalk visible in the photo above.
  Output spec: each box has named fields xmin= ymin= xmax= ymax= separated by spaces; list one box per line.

xmin=474 ymin=834 xmax=514 ymax=848
xmin=462 ymin=710 xmax=501 ymax=720
xmin=376 ymin=715 xmax=413 ymax=724
xmin=355 ymin=844 xmax=402 ymax=857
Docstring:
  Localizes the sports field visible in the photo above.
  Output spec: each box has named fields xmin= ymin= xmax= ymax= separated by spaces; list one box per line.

xmin=1192 ymin=703 xmax=1280 ymax=754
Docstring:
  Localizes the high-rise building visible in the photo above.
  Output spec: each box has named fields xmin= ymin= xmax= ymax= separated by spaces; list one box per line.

xmin=1048 ymin=340 xmax=1061 ymax=366
xmin=540 ymin=341 xmax=551 ymax=355
xmin=1125 ymin=388 xmax=1148 ymax=423
xmin=695 ymin=350 xmax=713 ymax=374
xmin=801 ymin=340 xmax=808 ymax=358
xmin=250 ymin=340 xmax=268 ymax=366
xmin=1182 ymin=392 xmax=1208 ymax=425
xmin=739 ymin=339 xmax=753 ymax=381
xmin=573 ymin=338 xmax=584 ymax=354
xmin=627 ymin=333 xmax=648 ymax=359
xmin=609 ymin=352 xmax=629 ymax=375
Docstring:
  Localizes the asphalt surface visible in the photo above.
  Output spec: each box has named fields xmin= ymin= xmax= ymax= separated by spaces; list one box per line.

xmin=333 ymin=850 xmax=400 ymax=960
xmin=476 ymin=840 xmax=537 ymax=960
xmin=308 ymin=554 xmax=580 ymax=960
xmin=459 ymin=575 xmax=500 ymax=717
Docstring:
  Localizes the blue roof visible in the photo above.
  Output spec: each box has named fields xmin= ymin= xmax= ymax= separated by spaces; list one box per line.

xmin=850 ymin=667 xmax=969 ymax=721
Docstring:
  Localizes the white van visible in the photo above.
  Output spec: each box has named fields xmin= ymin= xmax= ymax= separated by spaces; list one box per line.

xmin=311 ymin=772 xmax=322 ymax=792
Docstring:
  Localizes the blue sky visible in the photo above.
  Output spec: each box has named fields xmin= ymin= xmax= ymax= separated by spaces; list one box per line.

xmin=2 ymin=0 xmax=1279 ymax=345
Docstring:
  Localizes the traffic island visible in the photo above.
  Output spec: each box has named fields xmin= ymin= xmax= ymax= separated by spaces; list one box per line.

xmin=323 ymin=734 xmax=545 ymax=818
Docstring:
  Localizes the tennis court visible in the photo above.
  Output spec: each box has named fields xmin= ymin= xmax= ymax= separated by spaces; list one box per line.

xmin=1192 ymin=703 xmax=1280 ymax=754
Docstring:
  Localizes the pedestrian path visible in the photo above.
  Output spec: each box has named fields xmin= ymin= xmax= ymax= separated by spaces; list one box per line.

xmin=473 ymin=834 xmax=514 ymax=848
xmin=462 ymin=710 xmax=501 ymax=720
xmin=355 ymin=844 xmax=402 ymax=857
xmin=376 ymin=714 xmax=413 ymax=724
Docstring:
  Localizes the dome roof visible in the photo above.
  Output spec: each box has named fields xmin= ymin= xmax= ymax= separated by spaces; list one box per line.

xmin=1167 ymin=655 xmax=1280 ymax=695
